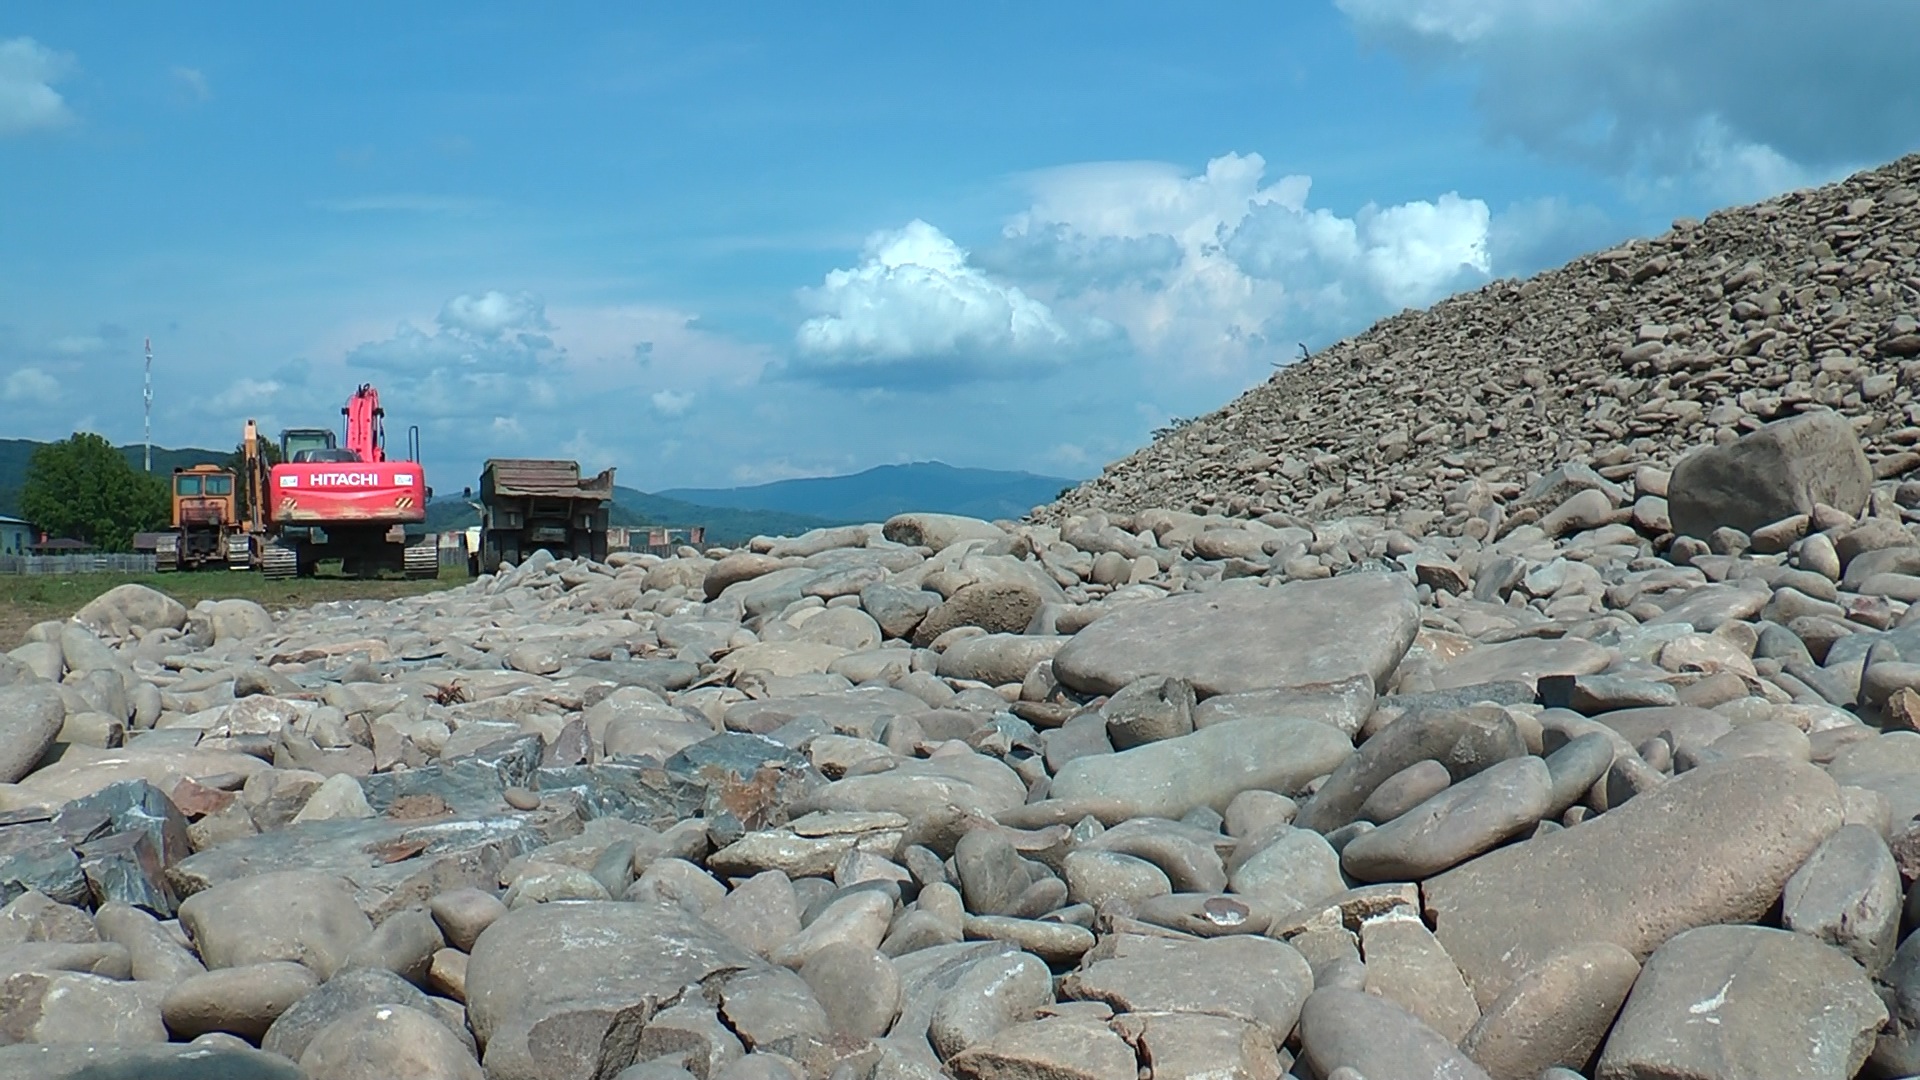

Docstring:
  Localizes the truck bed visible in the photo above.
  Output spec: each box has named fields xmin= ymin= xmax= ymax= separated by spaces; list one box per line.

xmin=482 ymin=459 xmax=616 ymax=501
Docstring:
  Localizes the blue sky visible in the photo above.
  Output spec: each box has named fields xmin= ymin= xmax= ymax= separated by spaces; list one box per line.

xmin=4 ymin=2 xmax=1918 ymax=492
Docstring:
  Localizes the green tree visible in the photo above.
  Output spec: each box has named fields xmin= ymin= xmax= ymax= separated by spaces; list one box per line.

xmin=20 ymin=433 xmax=169 ymax=551
xmin=223 ymin=435 xmax=282 ymax=523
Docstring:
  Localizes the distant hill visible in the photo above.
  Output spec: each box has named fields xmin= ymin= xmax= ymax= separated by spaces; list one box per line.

xmin=0 ymin=439 xmax=226 ymax=517
xmin=659 ymin=461 xmax=1076 ymax=524
xmin=424 ymin=487 xmax=834 ymax=547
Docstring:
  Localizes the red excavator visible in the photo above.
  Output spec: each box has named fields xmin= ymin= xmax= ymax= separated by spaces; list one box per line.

xmin=239 ymin=383 xmax=437 ymax=579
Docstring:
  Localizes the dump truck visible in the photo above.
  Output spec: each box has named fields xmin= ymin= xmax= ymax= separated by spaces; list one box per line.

xmin=472 ymin=459 xmax=615 ymax=573
xmin=155 ymin=463 xmax=243 ymax=572
xmin=237 ymin=383 xmax=437 ymax=580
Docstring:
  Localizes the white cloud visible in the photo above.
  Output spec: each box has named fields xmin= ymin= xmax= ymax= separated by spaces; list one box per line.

xmin=650 ymin=389 xmax=693 ymax=417
xmin=490 ymin=416 xmax=522 ymax=436
xmin=993 ymin=152 xmax=1491 ymax=376
xmin=210 ymin=378 xmax=281 ymax=411
xmin=171 ymin=66 xmax=210 ymax=102
xmin=794 ymin=220 xmax=1107 ymax=386
xmin=437 ymin=290 xmax=550 ymax=338
xmin=1333 ymin=0 xmax=1920 ymax=195
xmin=4 ymin=367 xmax=60 ymax=403
xmin=0 ymin=38 xmax=74 ymax=135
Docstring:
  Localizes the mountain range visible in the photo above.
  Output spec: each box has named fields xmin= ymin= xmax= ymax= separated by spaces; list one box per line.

xmin=0 ymin=439 xmax=1072 ymax=545
xmin=659 ymin=461 xmax=1074 ymax=523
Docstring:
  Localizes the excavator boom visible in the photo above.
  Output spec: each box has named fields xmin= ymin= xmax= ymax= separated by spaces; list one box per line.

xmin=344 ymin=383 xmax=386 ymax=463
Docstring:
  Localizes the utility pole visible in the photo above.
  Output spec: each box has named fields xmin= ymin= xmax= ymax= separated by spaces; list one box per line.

xmin=143 ymin=337 xmax=153 ymax=472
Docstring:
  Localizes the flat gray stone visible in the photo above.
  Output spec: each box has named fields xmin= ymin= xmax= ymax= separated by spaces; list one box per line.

xmin=1595 ymin=924 xmax=1884 ymax=1080
xmin=1297 ymin=986 xmax=1492 ymax=1080
xmin=1058 ymin=932 xmax=1310 ymax=1041
xmin=1423 ymin=757 xmax=1844 ymax=1008
xmin=466 ymin=901 xmax=758 ymax=1080
xmin=1047 ymin=718 xmax=1353 ymax=821
xmin=1051 ymin=575 xmax=1419 ymax=698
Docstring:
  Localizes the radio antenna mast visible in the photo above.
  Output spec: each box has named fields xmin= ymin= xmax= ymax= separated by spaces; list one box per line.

xmin=143 ymin=337 xmax=153 ymax=472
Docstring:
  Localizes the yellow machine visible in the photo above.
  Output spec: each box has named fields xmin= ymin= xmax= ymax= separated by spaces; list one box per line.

xmin=155 ymin=463 xmax=244 ymax=572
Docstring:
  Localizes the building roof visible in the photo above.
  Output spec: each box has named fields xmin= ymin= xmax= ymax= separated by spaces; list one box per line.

xmin=0 ymin=515 xmax=30 ymax=526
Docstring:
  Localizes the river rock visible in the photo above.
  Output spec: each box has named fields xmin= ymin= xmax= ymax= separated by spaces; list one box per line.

xmin=299 ymin=1003 xmax=485 ymax=1080
xmin=1047 ymin=717 xmax=1352 ymax=821
xmin=1423 ymin=756 xmax=1844 ymax=1007
xmin=0 ymin=683 xmax=64 ymax=785
xmin=1667 ymin=409 xmax=1874 ymax=538
xmin=1051 ymin=574 xmax=1419 ymax=698
xmin=465 ymin=901 xmax=757 ymax=1080
xmin=1341 ymin=755 xmax=1553 ymax=882
xmin=176 ymin=870 xmax=373 ymax=979
xmin=1594 ymin=924 xmax=1884 ymax=1080
xmin=1460 ymin=942 xmax=1640 ymax=1080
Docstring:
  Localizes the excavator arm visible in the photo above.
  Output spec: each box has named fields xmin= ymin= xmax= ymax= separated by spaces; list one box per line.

xmin=343 ymin=383 xmax=386 ymax=463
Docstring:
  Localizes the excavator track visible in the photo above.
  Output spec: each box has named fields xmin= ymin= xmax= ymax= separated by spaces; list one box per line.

xmin=403 ymin=542 xmax=440 ymax=580
xmin=226 ymin=534 xmax=254 ymax=570
xmin=261 ymin=543 xmax=298 ymax=581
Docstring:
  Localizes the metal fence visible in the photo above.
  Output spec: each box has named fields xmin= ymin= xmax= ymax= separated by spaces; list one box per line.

xmin=0 ymin=554 xmax=160 ymax=575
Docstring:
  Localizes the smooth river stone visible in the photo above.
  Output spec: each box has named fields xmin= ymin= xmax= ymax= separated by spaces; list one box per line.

xmin=1051 ymin=575 xmax=1419 ymax=698
xmin=1341 ymin=756 xmax=1552 ymax=883
xmin=1421 ymin=757 xmax=1843 ymax=1008
xmin=1046 ymin=718 xmax=1353 ymax=821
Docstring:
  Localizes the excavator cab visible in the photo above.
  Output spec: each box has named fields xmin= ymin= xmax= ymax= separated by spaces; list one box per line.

xmin=281 ymin=427 xmax=347 ymax=463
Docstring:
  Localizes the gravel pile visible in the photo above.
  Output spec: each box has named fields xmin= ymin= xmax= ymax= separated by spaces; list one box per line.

xmin=1048 ymin=152 xmax=1920 ymax=526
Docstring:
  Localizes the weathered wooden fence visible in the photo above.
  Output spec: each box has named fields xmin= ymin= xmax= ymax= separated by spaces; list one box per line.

xmin=0 ymin=554 xmax=159 ymax=575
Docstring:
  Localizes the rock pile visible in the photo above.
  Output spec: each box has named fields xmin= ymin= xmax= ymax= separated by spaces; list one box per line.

xmin=6 ymin=418 xmax=1920 ymax=1078
xmin=1048 ymin=152 xmax=1920 ymax=525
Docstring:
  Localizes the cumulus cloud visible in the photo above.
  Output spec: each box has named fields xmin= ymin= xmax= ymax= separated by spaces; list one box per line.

xmin=794 ymin=220 xmax=1111 ymax=387
xmin=989 ymin=152 xmax=1491 ymax=375
xmin=1334 ymin=0 xmax=1920 ymax=198
xmin=437 ymin=290 xmax=552 ymax=339
xmin=650 ymin=389 xmax=693 ymax=417
xmin=4 ymin=366 xmax=60 ymax=403
xmin=0 ymin=37 xmax=75 ymax=135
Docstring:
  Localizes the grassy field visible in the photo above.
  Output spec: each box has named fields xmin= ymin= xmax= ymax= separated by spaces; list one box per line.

xmin=0 ymin=567 xmax=464 ymax=649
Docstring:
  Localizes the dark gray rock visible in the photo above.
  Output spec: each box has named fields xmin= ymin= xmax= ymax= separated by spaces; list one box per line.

xmin=1596 ymin=924 xmax=1883 ymax=1080
xmin=1667 ymin=409 xmax=1873 ymax=538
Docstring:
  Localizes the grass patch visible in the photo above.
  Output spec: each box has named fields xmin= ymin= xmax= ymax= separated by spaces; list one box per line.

xmin=0 ymin=565 xmax=465 ymax=648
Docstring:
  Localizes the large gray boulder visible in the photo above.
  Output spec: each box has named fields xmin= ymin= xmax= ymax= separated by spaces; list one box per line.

xmin=1422 ymin=757 xmax=1843 ymax=1007
xmin=465 ymin=901 xmax=757 ymax=1080
xmin=72 ymin=584 xmax=188 ymax=638
xmin=0 ymin=682 xmax=64 ymax=784
xmin=1051 ymin=574 xmax=1419 ymax=698
xmin=1595 ymin=925 xmax=1884 ymax=1080
xmin=1667 ymin=409 xmax=1871 ymax=538
xmin=881 ymin=513 xmax=1006 ymax=552
xmin=176 ymin=871 xmax=373 ymax=980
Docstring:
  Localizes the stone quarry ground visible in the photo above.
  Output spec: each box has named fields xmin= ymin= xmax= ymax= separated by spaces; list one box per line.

xmin=0 ymin=570 xmax=459 ymax=653
xmin=7 ymin=155 xmax=1920 ymax=1080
